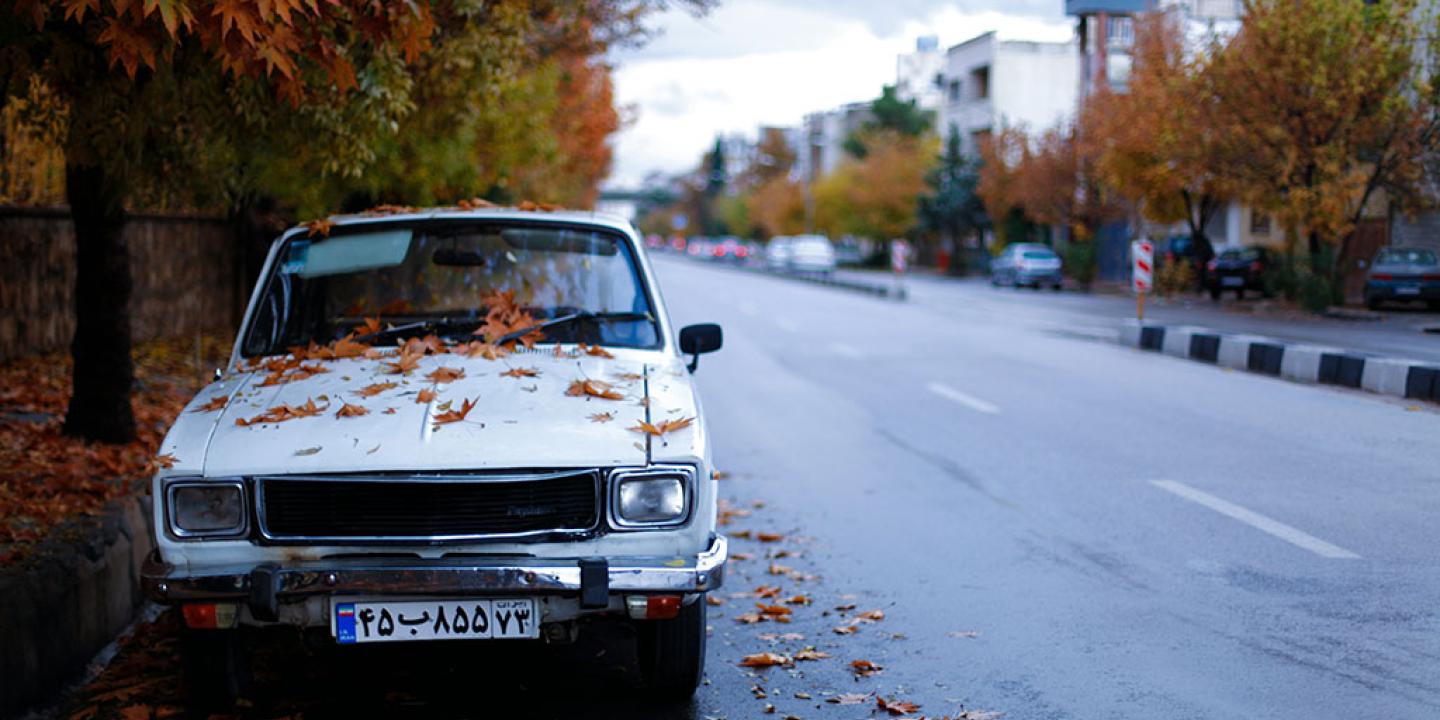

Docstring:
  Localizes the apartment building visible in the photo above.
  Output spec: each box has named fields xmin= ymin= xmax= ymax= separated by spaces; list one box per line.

xmin=936 ymin=31 xmax=1079 ymax=156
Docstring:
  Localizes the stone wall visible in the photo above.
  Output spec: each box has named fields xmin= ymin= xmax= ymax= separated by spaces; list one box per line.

xmin=0 ymin=494 xmax=154 ymax=717
xmin=0 ymin=206 xmax=241 ymax=361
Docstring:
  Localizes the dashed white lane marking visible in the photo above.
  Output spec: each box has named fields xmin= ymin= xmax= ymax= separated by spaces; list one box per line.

xmin=828 ymin=342 xmax=862 ymax=358
xmin=774 ymin=317 xmax=799 ymax=332
xmin=1151 ymin=480 xmax=1361 ymax=559
xmin=925 ymin=382 xmax=1001 ymax=415
xmin=739 ymin=301 xmax=760 ymax=316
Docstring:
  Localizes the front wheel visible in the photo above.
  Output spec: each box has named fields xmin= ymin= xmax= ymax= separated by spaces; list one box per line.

xmin=636 ymin=596 xmax=706 ymax=701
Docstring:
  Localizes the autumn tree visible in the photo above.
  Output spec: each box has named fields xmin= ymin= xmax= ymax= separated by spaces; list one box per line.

xmin=814 ymin=129 xmax=935 ymax=241
xmin=1205 ymin=0 xmax=1440 ymax=275
xmin=976 ymin=126 xmax=1030 ymax=247
xmin=1086 ymin=12 xmax=1230 ymax=274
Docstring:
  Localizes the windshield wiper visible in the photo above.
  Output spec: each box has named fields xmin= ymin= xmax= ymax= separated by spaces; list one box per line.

xmin=351 ymin=316 xmax=481 ymax=344
xmin=491 ymin=311 xmax=652 ymax=347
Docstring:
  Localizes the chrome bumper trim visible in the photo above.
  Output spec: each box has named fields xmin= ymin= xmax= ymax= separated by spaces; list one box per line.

xmin=143 ymin=536 xmax=726 ymax=601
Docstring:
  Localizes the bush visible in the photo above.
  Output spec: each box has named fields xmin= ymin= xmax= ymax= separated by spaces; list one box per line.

xmin=1155 ymin=258 xmax=1196 ymax=296
xmin=1064 ymin=242 xmax=1098 ymax=289
xmin=1298 ymin=272 xmax=1340 ymax=313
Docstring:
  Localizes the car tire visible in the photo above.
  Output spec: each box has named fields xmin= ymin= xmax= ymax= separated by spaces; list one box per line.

xmin=1236 ymin=288 xmax=1245 ymax=300
xmin=1209 ymin=287 xmax=1221 ymax=302
xmin=1052 ymin=283 xmax=1063 ymax=292
xmin=637 ymin=596 xmax=706 ymax=701
xmin=181 ymin=627 xmax=250 ymax=711
xmin=1366 ymin=295 xmax=1381 ymax=311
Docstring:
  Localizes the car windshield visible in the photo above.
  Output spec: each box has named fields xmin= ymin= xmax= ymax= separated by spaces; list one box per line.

xmin=240 ymin=222 xmax=659 ymax=357
xmin=1375 ymin=248 xmax=1438 ymax=265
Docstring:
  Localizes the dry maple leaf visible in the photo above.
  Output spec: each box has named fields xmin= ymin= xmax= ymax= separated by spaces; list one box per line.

xmin=154 ymin=453 xmax=177 ymax=469
xmin=402 ymin=334 xmax=448 ymax=356
xmin=566 ymin=379 xmax=624 ymax=400
xmin=330 ymin=336 xmax=371 ymax=359
xmin=753 ymin=584 xmax=782 ymax=598
xmin=856 ymin=609 xmax=885 ymax=622
xmin=876 ymin=697 xmax=921 ymax=716
xmin=235 ymin=398 xmax=328 ymax=426
xmin=849 ymin=659 xmax=883 ymax=677
xmin=461 ymin=341 xmax=508 ymax=360
xmin=424 ymin=366 xmax=465 ymax=384
xmin=457 ymin=197 xmax=497 ymax=210
xmin=707 ymin=595 xmax=726 ymax=606
xmin=359 ymin=316 xmax=384 ymax=336
xmin=794 ymin=647 xmax=830 ymax=661
xmin=738 ymin=652 xmax=791 ymax=668
xmin=827 ymin=693 xmax=874 ymax=705
xmin=416 ymin=388 xmax=437 ymax=404
xmin=354 ymin=381 xmax=397 ymax=398
xmin=501 ymin=367 xmax=540 ymax=378
xmin=303 ymin=218 xmax=335 ymax=237
xmin=335 ymin=403 xmax=369 ymax=418
xmin=432 ymin=396 xmax=477 ymax=427
xmin=589 ymin=412 xmax=614 ymax=423
xmin=578 ymin=342 xmax=615 ymax=359
xmin=833 ymin=625 xmax=859 ymax=635
xmin=627 ymin=416 xmax=695 ymax=436
xmin=756 ymin=603 xmax=792 ymax=617
xmin=192 ymin=395 xmax=228 ymax=413
xmin=383 ymin=351 xmax=422 ymax=375
xmin=757 ymin=531 xmax=784 ymax=542
xmin=735 ymin=613 xmax=766 ymax=624
xmin=783 ymin=594 xmax=811 ymax=606
xmin=731 ymin=552 xmax=754 ymax=561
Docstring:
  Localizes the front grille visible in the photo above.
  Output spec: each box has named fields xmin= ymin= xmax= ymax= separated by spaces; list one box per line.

xmin=257 ymin=472 xmax=600 ymax=541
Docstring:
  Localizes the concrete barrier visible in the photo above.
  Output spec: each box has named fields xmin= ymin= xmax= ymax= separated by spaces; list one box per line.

xmin=1117 ymin=320 xmax=1439 ymax=405
xmin=0 ymin=493 xmax=154 ymax=717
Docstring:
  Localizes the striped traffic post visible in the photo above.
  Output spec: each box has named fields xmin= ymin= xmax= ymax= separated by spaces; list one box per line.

xmin=1132 ymin=239 xmax=1153 ymax=322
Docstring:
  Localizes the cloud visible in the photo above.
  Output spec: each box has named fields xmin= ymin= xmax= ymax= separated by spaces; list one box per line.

xmin=607 ymin=0 xmax=1073 ymax=186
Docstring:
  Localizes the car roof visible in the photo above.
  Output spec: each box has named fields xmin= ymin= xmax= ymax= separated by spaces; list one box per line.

xmin=283 ymin=207 xmax=636 ymax=240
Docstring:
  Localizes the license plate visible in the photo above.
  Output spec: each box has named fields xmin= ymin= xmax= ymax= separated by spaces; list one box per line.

xmin=1222 ymin=276 xmax=1244 ymax=287
xmin=1396 ymin=286 xmax=1421 ymax=295
xmin=334 ymin=598 xmax=539 ymax=644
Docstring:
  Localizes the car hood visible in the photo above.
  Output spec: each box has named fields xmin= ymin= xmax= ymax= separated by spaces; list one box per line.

xmin=159 ymin=348 xmax=702 ymax=477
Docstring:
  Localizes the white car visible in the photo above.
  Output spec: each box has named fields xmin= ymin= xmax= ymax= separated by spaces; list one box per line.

xmin=765 ymin=235 xmax=793 ymax=270
xmin=143 ymin=207 xmax=727 ymax=705
xmin=787 ymin=234 xmax=837 ymax=274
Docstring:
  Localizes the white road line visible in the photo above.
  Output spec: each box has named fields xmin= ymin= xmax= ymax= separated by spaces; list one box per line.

xmin=774 ymin=317 xmax=799 ymax=332
xmin=1151 ymin=480 xmax=1361 ymax=560
xmin=925 ymin=382 xmax=1001 ymax=415
xmin=828 ymin=342 xmax=862 ymax=358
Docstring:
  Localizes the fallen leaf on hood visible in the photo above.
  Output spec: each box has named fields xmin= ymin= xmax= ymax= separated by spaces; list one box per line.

xmin=432 ymin=396 xmax=477 ymax=427
xmin=258 ymin=362 xmax=329 ymax=386
xmin=855 ymin=609 xmax=885 ymax=622
xmin=402 ymin=334 xmax=448 ymax=356
xmin=876 ymin=697 xmax=921 ymax=715
xmin=304 ymin=218 xmax=335 ymax=237
xmin=294 ymin=446 xmax=322 ymax=456
xmin=739 ymin=652 xmax=791 ymax=668
xmin=566 ymin=379 xmax=624 ymax=400
xmin=794 ymin=646 xmax=829 ymax=661
xmin=359 ymin=316 xmax=384 ymax=335
xmin=383 ymin=351 xmax=423 ymax=375
xmin=154 ymin=453 xmax=177 ymax=469
xmin=502 ymin=367 xmax=540 ymax=378
xmin=827 ymin=693 xmax=873 ymax=705
xmin=192 ymin=395 xmax=228 ymax=413
xmin=336 ymin=403 xmax=369 ymax=418
xmin=578 ymin=342 xmax=615 ymax=358
xmin=236 ymin=398 xmax=328 ymax=426
xmin=416 ymin=388 xmax=437 ymax=404
xmin=460 ymin=341 xmax=508 ymax=360
xmin=712 ymin=469 xmax=728 ymax=480
xmin=355 ymin=382 xmax=397 ymax=398
xmin=589 ymin=412 xmax=614 ymax=423
xmin=425 ymin=366 xmax=466 ymax=384
xmin=628 ymin=416 xmax=695 ymax=437
xmin=612 ymin=371 xmax=644 ymax=382
xmin=833 ymin=625 xmax=859 ymax=635
xmin=330 ymin=336 xmax=370 ymax=359
xmin=849 ymin=659 xmax=883 ymax=677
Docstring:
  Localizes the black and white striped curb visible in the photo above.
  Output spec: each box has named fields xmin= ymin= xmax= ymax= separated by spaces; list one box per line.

xmin=1120 ymin=322 xmax=1440 ymax=403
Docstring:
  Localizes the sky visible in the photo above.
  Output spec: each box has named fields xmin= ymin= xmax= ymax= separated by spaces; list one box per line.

xmin=605 ymin=0 xmax=1073 ymax=188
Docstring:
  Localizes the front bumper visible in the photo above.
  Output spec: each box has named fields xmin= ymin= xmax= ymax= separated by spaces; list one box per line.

xmin=144 ymin=535 xmax=727 ymax=608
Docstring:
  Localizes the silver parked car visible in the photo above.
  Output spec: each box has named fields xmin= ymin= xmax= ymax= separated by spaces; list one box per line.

xmin=991 ymin=243 xmax=1063 ymax=290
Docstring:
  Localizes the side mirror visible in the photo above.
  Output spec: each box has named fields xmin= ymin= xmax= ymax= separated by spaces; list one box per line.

xmin=679 ymin=323 xmax=723 ymax=372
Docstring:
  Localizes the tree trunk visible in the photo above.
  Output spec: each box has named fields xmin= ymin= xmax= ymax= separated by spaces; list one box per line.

xmin=62 ymin=162 xmax=136 ymax=443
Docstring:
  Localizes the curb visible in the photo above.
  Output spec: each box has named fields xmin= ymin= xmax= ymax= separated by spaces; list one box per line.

xmin=1119 ymin=321 xmax=1440 ymax=404
xmin=0 ymin=492 xmax=154 ymax=717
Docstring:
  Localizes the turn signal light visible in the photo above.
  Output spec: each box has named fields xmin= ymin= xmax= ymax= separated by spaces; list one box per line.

xmin=182 ymin=602 xmax=239 ymax=629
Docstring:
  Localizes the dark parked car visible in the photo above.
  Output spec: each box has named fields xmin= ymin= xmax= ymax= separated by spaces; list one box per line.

xmin=1205 ymin=247 xmax=1271 ymax=300
xmin=1364 ymin=247 xmax=1440 ymax=310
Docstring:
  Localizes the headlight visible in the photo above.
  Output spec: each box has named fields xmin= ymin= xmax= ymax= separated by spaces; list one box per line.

xmin=612 ymin=469 xmax=691 ymax=528
xmin=167 ymin=481 xmax=247 ymax=538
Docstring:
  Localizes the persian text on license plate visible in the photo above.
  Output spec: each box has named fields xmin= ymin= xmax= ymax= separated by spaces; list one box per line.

xmin=334 ymin=598 xmax=539 ymax=643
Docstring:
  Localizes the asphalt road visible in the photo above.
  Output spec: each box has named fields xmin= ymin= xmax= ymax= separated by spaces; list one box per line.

xmin=660 ymin=257 xmax=1440 ymax=719
xmin=52 ymin=257 xmax=1440 ymax=720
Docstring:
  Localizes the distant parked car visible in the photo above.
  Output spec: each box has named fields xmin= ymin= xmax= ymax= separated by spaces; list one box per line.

xmin=766 ymin=236 xmax=793 ymax=271
xmin=1205 ymin=246 xmax=1272 ymax=300
xmin=990 ymin=243 xmax=1062 ymax=290
xmin=687 ymin=237 xmax=712 ymax=259
xmin=1364 ymin=246 xmax=1440 ymax=310
xmin=834 ymin=239 xmax=865 ymax=267
xmin=787 ymin=235 xmax=837 ymax=275
xmin=712 ymin=237 xmax=747 ymax=263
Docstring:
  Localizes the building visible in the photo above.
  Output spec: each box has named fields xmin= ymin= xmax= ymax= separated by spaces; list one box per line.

xmin=796 ymin=101 xmax=873 ymax=185
xmin=895 ymin=36 xmax=945 ymax=112
xmin=936 ymin=31 xmax=1079 ymax=156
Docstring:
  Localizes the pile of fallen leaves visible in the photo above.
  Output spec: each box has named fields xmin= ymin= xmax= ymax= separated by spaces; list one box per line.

xmin=0 ymin=335 xmax=229 ymax=566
